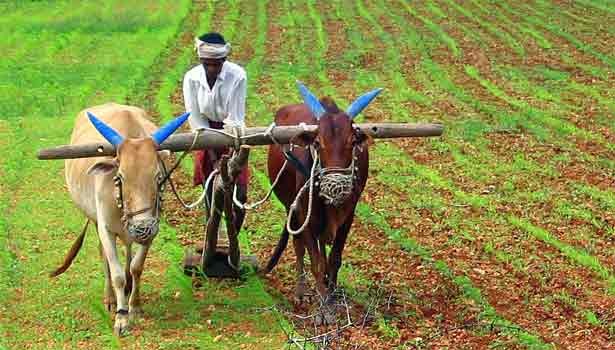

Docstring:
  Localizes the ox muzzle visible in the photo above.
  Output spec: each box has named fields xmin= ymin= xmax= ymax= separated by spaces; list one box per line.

xmin=313 ymin=145 xmax=360 ymax=207
xmin=127 ymin=218 xmax=159 ymax=244
xmin=114 ymin=173 xmax=165 ymax=245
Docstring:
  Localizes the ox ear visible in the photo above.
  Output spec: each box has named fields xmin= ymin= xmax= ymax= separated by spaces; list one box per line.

xmin=290 ymin=129 xmax=319 ymax=146
xmin=151 ymin=112 xmax=190 ymax=145
xmin=87 ymin=160 xmax=118 ymax=176
xmin=87 ymin=111 xmax=124 ymax=146
xmin=296 ymin=81 xmax=325 ymax=119
xmin=346 ymin=88 xmax=383 ymax=119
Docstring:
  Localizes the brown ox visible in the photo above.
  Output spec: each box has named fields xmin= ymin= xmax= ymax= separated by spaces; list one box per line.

xmin=262 ymin=83 xmax=381 ymax=312
xmin=51 ymin=103 xmax=188 ymax=336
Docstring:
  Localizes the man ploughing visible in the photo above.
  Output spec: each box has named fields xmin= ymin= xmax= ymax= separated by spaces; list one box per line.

xmin=182 ymin=32 xmax=249 ymax=234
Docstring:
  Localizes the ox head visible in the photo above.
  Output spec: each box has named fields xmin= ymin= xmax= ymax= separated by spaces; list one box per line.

xmin=292 ymin=82 xmax=381 ymax=207
xmin=86 ymin=111 xmax=189 ymax=244
xmin=293 ymin=81 xmax=380 ymax=169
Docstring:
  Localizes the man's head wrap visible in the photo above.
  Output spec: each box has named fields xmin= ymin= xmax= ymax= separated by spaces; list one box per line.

xmin=195 ymin=32 xmax=231 ymax=59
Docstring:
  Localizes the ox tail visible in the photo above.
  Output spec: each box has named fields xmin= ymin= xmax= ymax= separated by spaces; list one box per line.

xmin=49 ymin=220 xmax=89 ymax=277
xmin=261 ymin=227 xmax=289 ymax=274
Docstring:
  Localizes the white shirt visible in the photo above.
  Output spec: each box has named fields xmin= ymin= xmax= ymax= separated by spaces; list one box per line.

xmin=182 ymin=61 xmax=247 ymax=130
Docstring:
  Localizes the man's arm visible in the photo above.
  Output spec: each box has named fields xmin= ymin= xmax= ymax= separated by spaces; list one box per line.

xmin=183 ymin=73 xmax=209 ymax=130
xmin=227 ymin=76 xmax=246 ymax=127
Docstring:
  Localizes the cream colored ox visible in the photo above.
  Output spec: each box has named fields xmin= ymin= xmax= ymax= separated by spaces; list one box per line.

xmin=51 ymin=103 xmax=189 ymax=336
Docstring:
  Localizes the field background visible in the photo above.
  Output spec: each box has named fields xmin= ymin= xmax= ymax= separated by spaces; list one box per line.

xmin=1 ymin=0 xmax=614 ymax=349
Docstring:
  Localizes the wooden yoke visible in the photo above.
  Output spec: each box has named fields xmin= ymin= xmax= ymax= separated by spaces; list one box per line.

xmin=37 ymin=123 xmax=444 ymax=160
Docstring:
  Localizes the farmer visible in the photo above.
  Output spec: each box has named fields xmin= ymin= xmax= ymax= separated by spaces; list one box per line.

xmin=182 ymin=31 xmax=249 ymax=230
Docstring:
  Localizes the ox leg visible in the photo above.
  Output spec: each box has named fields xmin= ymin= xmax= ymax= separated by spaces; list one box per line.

xmin=99 ymin=242 xmax=115 ymax=312
xmin=128 ymin=243 xmax=150 ymax=321
xmin=304 ymin=233 xmax=335 ymax=326
xmin=304 ymin=211 xmax=337 ymax=326
xmin=97 ymin=221 xmax=129 ymax=336
xmin=293 ymin=235 xmax=308 ymax=303
xmin=308 ymin=209 xmax=329 ymax=300
xmin=326 ymin=215 xmax=354 ymax=295
xmin=124 ymin=244 xmax=133 ymax=297
xmin=304 ymin=232 xmax=327 ymax=301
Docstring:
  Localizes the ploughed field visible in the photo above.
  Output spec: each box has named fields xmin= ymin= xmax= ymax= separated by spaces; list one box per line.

xmin=1 ymin=0 xmax=614 ymax=349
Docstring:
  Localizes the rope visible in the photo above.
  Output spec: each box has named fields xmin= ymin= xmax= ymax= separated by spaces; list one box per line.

xmin=206 ymin=172 xmax=224 ymax=218
xmin=284 ymin=145 xmax=359 ymax=234
xmin=165 ymin=130 xmax=209 ymax=210
xmin=167 ymin=122 xmax=282 ymax=211
xmin=159 ymin=129 xmax=201 ymax=185
xmin=286 ymin=151 xmax=319 ymax=235
xmin=263 ymin=122 xmax=279 ymax=144
xmin=233 ymin=159 xmax=288 ymax=210
xmin=231 ymin=122 xmax=291 ymax=211
xmin=201 ymin=168 xmax=219 ymax=216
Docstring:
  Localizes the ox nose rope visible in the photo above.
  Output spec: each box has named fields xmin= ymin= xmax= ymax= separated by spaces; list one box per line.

xmin=232 ymin=158 xmax=288 ymax=210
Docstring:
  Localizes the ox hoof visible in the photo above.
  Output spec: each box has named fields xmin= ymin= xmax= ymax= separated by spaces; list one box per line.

xmin=294 ymin=281 xmax=308 ymax=304
xmin=113 ymin=314 xmax=130 ymax=337
xmin=314 ymin=307 xmax=336 ymax=327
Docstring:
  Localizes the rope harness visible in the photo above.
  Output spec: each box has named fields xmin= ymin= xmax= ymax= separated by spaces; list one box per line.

xmin=112 ymin=129 xmax=204 ymax=244
xmin=159 ymin=123 xmax=361 ymax=237
xmin=113 ymin=164 xmax=165 ymax=245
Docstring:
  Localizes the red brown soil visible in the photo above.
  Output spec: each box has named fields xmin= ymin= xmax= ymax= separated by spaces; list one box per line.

xmin=321 ymin=1 xmax=615 ymax=348
xmin=158 ymin=1 xmax=615 ymax=348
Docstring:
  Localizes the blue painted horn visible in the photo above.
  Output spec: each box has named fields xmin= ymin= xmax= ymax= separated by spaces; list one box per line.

xmin=87 ymin=111 xmax=124 ymax=146
xmin=346 ymin=88 xmax=383 ymax=119
xmin=296 ymin=81 xmax=325 ymax=119
xmin=151 ymin=112 xmax=190 ymax=145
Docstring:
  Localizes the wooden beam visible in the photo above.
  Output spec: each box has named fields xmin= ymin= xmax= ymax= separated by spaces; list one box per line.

xmin=37 ymin=122 xmax=443 ymax=160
